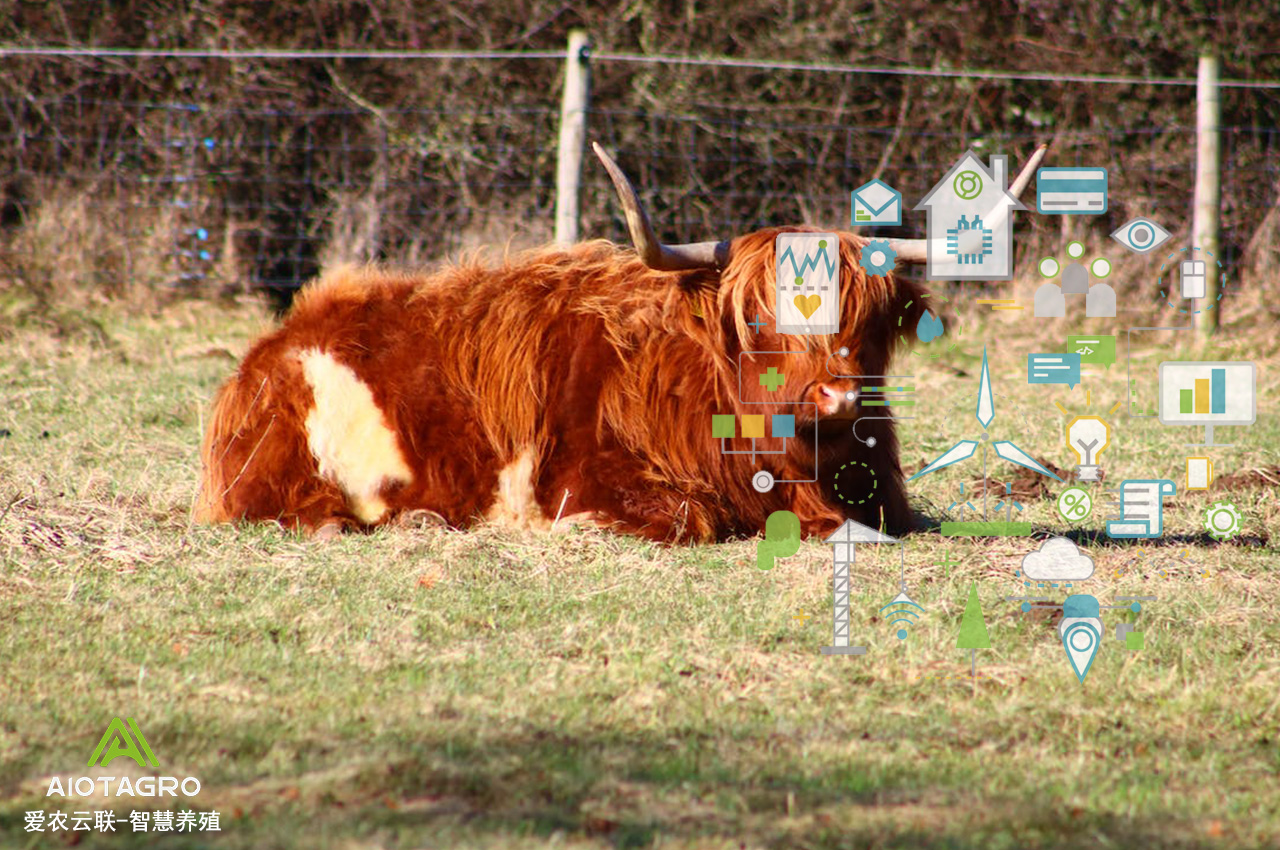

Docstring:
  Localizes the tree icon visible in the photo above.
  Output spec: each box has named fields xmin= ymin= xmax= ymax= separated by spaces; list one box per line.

xmin=957 ymin=582 xmax=991 ymax=677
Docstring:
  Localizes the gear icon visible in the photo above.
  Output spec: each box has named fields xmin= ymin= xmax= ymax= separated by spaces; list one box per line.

xmin=859 ymin=239 xmax=898 ymax=276
xmin=1204 ymin=499 xmax=1242 ymax=541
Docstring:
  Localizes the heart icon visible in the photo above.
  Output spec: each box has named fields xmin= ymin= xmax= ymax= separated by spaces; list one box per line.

xmin=793 ymin=294 xmax=822 ymax=319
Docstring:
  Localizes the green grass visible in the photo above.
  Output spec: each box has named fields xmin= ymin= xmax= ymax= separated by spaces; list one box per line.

xmin=1 ymin=297 xmax=1277 ymax=849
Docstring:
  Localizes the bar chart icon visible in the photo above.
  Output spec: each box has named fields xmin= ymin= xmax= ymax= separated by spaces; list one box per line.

xmin=1178 ymin=367 xmax=1227 ymax=414
xmin=1158 ymin=361 xmax=1256 ymax=447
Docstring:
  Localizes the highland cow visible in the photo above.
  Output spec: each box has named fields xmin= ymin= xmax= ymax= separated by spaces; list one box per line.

xmin=196 ymin=144 xmax=1044 ymax=542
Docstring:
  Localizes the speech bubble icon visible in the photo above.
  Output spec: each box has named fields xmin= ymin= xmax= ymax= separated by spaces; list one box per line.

xmin=757 ymin=510 xmax=802 ymax=570
xmin=1066 ymin=334 xmax=1116 ymax=367
xmin=1027 ymin=352 xmax=1082 ymax=389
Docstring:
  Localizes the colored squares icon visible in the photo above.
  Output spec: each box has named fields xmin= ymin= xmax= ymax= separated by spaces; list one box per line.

xmin=712 ymin=413 xmax=799 ymax=440
xmin=712 ymin=414 xmax=735 ymax=438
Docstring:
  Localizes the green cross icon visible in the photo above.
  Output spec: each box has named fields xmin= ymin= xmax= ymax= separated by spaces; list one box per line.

xmin=760 ymin=367 xmax=786 ymax=392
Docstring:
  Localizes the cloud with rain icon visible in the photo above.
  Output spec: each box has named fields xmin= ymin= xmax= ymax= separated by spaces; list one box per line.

xmin=1021 ymin=536 xmax=1095 ymax=582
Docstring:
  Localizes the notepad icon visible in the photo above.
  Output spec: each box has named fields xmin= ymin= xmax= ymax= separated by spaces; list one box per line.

xmin=1186 ymin=457 xmax=1212 ymax=490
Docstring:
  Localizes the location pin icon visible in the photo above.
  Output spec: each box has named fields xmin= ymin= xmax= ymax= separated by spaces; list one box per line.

xmin=1059 ymin=594 xmax=1104 ymax=684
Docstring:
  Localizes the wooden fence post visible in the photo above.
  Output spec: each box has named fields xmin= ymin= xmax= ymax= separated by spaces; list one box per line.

xmin=1193 ymin=53 xmax=1221 ymax=338
xmin=555 ymin=30 xmax=591 ymax=245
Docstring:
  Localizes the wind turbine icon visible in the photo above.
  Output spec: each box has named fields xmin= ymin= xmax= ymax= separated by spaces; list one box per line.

xmin=909 ymin=348 xmax=1061 ymax=516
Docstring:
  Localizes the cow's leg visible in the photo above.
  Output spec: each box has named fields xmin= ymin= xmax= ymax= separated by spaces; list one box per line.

xmin=537 ymin=447 xmax=725 ymax=543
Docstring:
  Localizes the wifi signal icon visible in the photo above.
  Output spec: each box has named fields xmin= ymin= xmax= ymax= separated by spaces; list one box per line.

xmin=880 ymin=590 xmax=924 ymax=640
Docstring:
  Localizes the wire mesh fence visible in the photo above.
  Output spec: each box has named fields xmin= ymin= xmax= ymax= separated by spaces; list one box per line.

xmin=2 ymin=49 xmax=1278 ymax=298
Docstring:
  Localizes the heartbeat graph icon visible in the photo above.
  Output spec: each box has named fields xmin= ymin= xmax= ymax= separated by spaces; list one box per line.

xmin=777 ymin=239 xmax=839 ymax=281
xmin=775 ymin=233 xmax=840 ymax=336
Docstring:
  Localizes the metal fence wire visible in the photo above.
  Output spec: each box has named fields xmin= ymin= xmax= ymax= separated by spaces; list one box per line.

xmin=1 ymin=50 xmax=1278 ymax=294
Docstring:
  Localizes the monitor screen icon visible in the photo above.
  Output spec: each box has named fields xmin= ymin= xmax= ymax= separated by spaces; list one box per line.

xmin=1158 ymin=361 xmax=1256 ymax=447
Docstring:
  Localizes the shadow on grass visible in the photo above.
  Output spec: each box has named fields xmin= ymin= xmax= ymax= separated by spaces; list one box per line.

xmin=324 ymin=726 xmax=1236 ymax=850
xmin=1053 ymin=528 xmax=1270 ymax=549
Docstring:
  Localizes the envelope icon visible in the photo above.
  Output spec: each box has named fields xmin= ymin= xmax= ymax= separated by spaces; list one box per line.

xmin=851 ymin=178 xmax=902 ymax=226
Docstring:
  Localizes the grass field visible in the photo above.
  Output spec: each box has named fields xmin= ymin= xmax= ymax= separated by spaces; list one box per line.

xmin=1 ymin=293 xmax=1278 ymax=849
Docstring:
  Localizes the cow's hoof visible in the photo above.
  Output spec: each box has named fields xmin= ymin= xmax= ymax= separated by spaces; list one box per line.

xmin=552 ymin=511 xmax=603 ymax=531
xmin=311 ymin=521 xmax=346 ymax=541
xmin=393 ymin=508 xmax=450 ymax=530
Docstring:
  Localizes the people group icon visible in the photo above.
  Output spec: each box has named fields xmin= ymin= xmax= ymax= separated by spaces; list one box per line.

xmin=1034 ymin=242 xmax=1115 ymax=318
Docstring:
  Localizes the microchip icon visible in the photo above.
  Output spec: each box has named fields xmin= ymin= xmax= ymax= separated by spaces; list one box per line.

xmin=946 ymin=214 xmax=993 ymax=265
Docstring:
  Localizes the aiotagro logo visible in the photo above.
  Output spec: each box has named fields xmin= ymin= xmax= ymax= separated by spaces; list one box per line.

xmin=25 ymin=716 xmax=221 ymax=835
xmin=88 ymin=717 xmax=159 ymax=769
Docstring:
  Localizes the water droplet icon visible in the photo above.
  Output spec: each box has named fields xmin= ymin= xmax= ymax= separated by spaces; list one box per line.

xmin=916 ymin=310 xmax=945 ymax=343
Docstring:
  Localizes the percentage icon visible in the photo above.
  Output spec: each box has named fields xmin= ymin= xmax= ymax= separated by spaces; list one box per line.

xmin=1057 ymin=486 xmax=1093 ymax=522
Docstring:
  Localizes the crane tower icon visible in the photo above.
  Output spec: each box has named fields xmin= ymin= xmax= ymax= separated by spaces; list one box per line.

xmin=820 ymin=519 xmax=899 ymax=656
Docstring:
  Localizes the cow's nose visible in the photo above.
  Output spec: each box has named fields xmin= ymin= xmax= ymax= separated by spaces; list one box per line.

xmin=812 ymin=383 xmax=859 ymax=419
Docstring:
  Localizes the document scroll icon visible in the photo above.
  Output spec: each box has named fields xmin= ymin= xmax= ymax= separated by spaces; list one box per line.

xmin=1106 ymin=479 xmax=1176 ymax=539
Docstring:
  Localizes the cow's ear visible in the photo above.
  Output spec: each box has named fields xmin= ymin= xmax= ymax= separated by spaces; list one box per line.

xmin=687 ymin=288 xmax=721 ymax=323
xmin=678 ymin=270 xmax=721 ymax=319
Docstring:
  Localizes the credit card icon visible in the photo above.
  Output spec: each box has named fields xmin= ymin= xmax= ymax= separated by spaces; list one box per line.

xmin=1036 ymin=167 xmax=1108 ymax=215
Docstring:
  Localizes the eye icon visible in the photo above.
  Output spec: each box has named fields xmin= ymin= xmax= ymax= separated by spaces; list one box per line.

xmin=1110 ymin=217 xmax=1171 ymax=254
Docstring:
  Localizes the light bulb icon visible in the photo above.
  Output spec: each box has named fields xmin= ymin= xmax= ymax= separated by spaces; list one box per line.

xmin=1066 ymin=415 xmax=1111 ymax=482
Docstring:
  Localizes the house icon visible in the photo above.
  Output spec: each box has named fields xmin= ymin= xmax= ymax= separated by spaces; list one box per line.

xmin=914 ymin=151 xmax=1025 ymax=281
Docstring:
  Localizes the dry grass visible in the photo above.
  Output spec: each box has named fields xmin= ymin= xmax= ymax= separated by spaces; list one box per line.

xmin=0 ymin=181 xmax=198 ymax=310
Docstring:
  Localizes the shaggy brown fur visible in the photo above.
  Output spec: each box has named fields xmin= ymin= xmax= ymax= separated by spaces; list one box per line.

xmin=196 ymin=227 xmax=925 ymax=541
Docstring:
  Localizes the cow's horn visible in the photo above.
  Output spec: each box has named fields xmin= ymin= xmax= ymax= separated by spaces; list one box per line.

xmin=593 ymin=142 xmax=729 ymax=271
xmin=885 ymin=143 xmax=1050 ymax=264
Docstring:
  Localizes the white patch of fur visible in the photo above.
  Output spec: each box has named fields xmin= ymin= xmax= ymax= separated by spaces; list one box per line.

xmin=299 ymin=349 xmax=412 ymax=523
xmin=485 ymin=447 xmax=548 ymax=528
